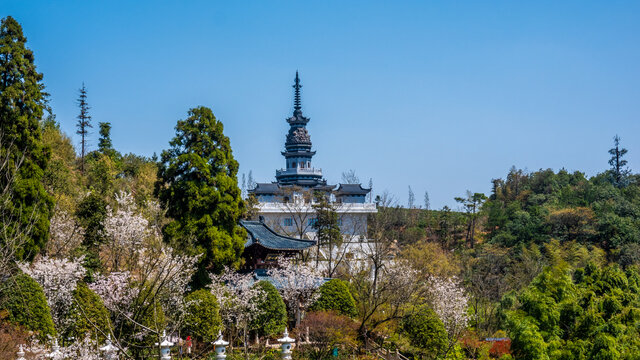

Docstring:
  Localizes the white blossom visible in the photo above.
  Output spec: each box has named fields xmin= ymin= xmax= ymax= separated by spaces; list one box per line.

xmin=88 ymin=271 xmax=138 ymax=318
xmin=210 ymin=267 xmax=265 ymax=329
xmin=18 ymin=256 xmax=85 ymax=330
xmin=427 ymin=276 xmax=469 ymax=340
xmin=101 ymin=191 xmax=148 ymax=272
xmin=268 ymin=256 xmax=322 ymax=324
xmin=46 ymin=209 xmax=83 ymax=258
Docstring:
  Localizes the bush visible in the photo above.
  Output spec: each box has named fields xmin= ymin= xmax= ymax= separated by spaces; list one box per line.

xmin=183 ymin=289 xmax=221 ymax=342
xmin=298 ymin=311 xmax=358 ymax=348
xmin=251 ymin=281 xmax=287 ymax=337
xmin=0 ymin=273 xmax=55 ymax=338
xmin=310 ymin=279 xmax=357 ymax=317
xmin=65 ymin=282 xmax=111 ymax=342
xmin=401 ymin=306 xmax=447 ymax=359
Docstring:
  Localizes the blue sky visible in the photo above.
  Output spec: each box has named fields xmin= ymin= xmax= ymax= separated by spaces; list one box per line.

xmin=3 ymin=1 xmax=640 ymax=209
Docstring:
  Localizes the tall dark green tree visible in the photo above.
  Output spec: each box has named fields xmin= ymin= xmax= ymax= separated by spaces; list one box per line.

xmin=156 ymin=106 xmax=245 ymax=287
xmin=312 ymin=192 xmax=342 ymax=276
xmin=76 ymin=83 xmax=91 ymax=174
xmin=98 ymin=121 xmax=113 ymax=154
xmin=608 ymin=134 xmax=630 ymax=188
xmin=0 ymin=16 xmax=54 ymax=260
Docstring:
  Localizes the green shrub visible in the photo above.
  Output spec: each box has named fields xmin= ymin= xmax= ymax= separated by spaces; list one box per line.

xmin=0 ymin=273 xmax=55 ymax=338
xmin=251 ymin=281 xmax=287 ymax=337
xmin=183 ymin=289 xmax=221 ymax=342
xmin=65 ymin=282 xmax=111 ymax=342
xmin=310 ymin=279 xmax=357 ymax=317
xmin=401 ymin=306 xmax=447 ymax=359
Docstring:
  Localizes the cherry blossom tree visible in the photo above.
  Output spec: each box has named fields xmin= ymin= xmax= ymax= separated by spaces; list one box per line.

xmin=427 ymin=276 xmax=469 ymax=357
xmin=268 ymin=256 xmax=322 ymax=326
xmin=45 ymin=209 xmax=83 ymax=259
xmin=210 ymin=267 xmax=265 ymax=354
xmin=101 ymin=191 xmax=149 ymax=272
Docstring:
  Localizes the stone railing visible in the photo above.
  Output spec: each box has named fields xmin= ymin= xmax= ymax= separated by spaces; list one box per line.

xmin=275 ymin=168 xmax=323 ymax=176
xmin=15 ymin=328 xmax=296 ymax=360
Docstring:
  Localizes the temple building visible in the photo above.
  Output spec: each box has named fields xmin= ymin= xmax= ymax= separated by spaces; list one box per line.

xmin=249 ymin=72 xmax=377 ymax=242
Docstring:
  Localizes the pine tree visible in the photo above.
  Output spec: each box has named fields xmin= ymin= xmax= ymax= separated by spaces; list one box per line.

xmin=408 ymin=186 xmax=415 ymax=209
xmin=608 ymin=135 xmax=630 ymax=188
xmin=424 ymin=191 xmax=430 ymax=211
xmin=98 ymin=122 xmax=113 ymax=154
xmin=0 ymin=16 xmax=54 ymax=260
xmin=156 ymin=106 xmax=246 ymax=287
xmin=76 ymin=83 xmax=92 ymax=173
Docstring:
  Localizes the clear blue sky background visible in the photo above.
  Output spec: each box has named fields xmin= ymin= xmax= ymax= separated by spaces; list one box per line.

xmin=3 ymin=1 xmax=640 ymax=209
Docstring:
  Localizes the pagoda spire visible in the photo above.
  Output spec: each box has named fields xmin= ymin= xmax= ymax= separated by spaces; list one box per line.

xmin=293 ymin=71 xmax=302 ymax=112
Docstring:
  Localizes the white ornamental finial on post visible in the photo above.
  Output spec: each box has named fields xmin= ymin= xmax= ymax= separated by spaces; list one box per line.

xmin=213 ymin=330 xmax=229 ymax=359
xmin=46 ymin=338 xmax=63 ymax=359
xmin=155 ymin=330 xmax=174 ymax=360
xmin=16 ymin=344 xmax=26 ymax=360
xmin=100 ymin=334 xmax=119 ymax=360
xmin=277 ymin=328 xmax=295 ymax=360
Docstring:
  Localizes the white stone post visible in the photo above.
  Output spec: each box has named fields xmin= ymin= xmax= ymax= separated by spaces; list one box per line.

xmin=155 ymin=330 xmax=174 ymax=360
xmin=99 ymin=334 xmax=119 ymax=360
xmin=277 ymin=328 xmax=295 ymax=360
xmin=213 ymin=330 xmax=229 ymax=360
xmin=46 ymin=339 xmax=63 ymax=359
xmin=16 ymin=344 xmax=26 ymax=360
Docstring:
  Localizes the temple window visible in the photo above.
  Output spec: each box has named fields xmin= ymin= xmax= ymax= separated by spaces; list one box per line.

xmin=283 ymin=218 xmax=293 ymax=227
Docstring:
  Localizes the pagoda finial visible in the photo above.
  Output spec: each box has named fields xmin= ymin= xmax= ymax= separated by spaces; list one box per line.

xmin=293 ymin=71 xmax=302 ymax=112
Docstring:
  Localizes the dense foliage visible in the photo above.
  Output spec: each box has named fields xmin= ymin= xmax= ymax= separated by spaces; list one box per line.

xmin=401 ymin=305 xmax=448 ymax=360
xmin=501 ymin=264 xmax=640 ymax=359
xmin=156 ymin=106 xmax=246 ymax=286
xmin=183 ymin=289 xmax=222 ymax=342
xmin=250 ymin=280 xmax=287 ymax=337
xmin=65 ymin=282 xmax=112 ymax=342
xmin=311 ymin=279 xmax=357 ymax=318
xmin=0 ymin=16 xmax=54 ymax=260
xmin=0 ymin=273 xmax=55 ymax=338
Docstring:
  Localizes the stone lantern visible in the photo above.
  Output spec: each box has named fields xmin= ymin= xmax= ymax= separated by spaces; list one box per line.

xmin=16 ymin=344 xmax=26 ymax=360
xmin=100 ymin=334 xmax=118 ymax=360
xmin=212 ymin=330 xmax=229 ymax=359
xmin=277 ymin=328 xmax=295 ymax=360
xmin=46 ymin=339 xmax=63 ymax=359
xmin=155 ymin=330 xmax=174 ymax=360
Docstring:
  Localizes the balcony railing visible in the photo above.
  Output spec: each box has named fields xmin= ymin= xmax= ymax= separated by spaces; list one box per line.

xmin=276 ymin=168 xmax=323 ymax=176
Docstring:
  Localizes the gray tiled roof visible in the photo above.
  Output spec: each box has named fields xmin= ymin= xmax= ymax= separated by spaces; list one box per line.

xmin=250 ymin=183 xmax=280 ymax=194
xmin=336 ymin=184 xmax=371 ymax=195
xmin=241 ymin=220 xmax=316 ymax=251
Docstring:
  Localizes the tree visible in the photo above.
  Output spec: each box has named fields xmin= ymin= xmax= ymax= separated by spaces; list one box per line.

xmin=247 ymin=170 xmax=256 ymax=191
xmin=341 ymin=169 xmax=360 ymax=184
xmin=156 ymin=106 xmax=246 ymax=287
xmin=65 ymin=282 xmax=112 ymax=343
xmin=608 ymin=135 xmax=630 ymax=188
xmin=98 ymin=121 xmax=114 ymax=156
xmin=455 ymin=191 xmax=487 ymax=248
xmin=424 ymin=191 xmax=430 ymax=211
xmin=268 ymin=256 xmax=322 ymax=326
xmin=76 ymin=83 xmax=92 ymax=174
xmin=250 ymin=281 xmax=287 ymax=337
xmin=402 ymin=305 xmax=448 ymax=360
xmin=0 ymin=272 xmax=56 ymax=339
xmin=312 ymin=193 xmax=342 ymax=275
xmin=183 ymin=289 xmax=222 ymax=342
xmin=0 ymin=16 xmax=54 ymax=262
xmin=311 ymin=279 xmax=357 ymax=318
xmin=408 ymin=186 xmax=415 ymax=209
